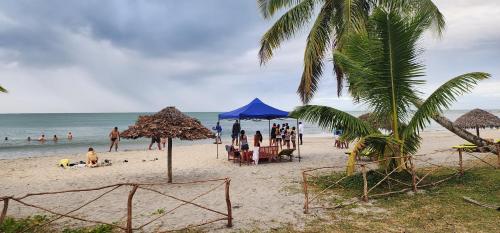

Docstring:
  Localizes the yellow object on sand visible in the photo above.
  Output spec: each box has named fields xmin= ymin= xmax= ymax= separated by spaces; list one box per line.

xmin=346 ymin=152 xmax=356 ymax=176
xmin=452 ymin=145 xmax=477 ymax=149
xmin=59 ymin=159 xmax=70 ymax=168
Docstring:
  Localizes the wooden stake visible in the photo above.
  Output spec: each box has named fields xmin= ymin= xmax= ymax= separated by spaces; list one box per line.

xmin=168 ymin=137 xmax=173 ymax=183
xmin=361 ymin=165 xmax=368 ymax=202
xmin=302 ymin=172 xmax=309 ymax=213
xmin=0 ymin=198 xmax=8 ymax=225
xmin=409 ymin=156 xmax=418 ymax=192
xmin=224 ymin=178 xmax=233 ymax=227
xmin=458 ymin=148 xmax=464 ymax=175
xmin=496 ymin=143 xmax=499 ymax=169
xmin=126 ymin=185 xmax=138 ymax=233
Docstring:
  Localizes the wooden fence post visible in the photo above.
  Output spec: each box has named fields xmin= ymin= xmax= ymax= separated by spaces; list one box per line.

xmin=126 ymin=185 xmax=138 ymax=233
xmin=361 ymin=165 xmax=368 ymax=202
xmin=0 ymin=198 xmax=9 ymax=225
xmin=302 ymin=171 xmax=309 ymax=214
xmin=224 ymin=178 xmax=233 ymax=227
xmin=496 ymin=143 xmax=499 ymax=169
xmin=458 ymin=148 xmax=464 ymax=175
xmin=409 ymin=156 xmax=418 ymax=192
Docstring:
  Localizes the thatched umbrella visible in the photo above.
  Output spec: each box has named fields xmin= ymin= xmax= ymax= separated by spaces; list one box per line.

xmin=121 ymin=107 xmax=214 ymax=183
xmin=454 ymin=108 xmax=500 ymax=137
xmin=358 ymin=113 xmax=391 ymax=130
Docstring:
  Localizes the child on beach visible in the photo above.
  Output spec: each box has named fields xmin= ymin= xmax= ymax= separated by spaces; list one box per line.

xmin=86 ymin=147 xmax=98 ymax=167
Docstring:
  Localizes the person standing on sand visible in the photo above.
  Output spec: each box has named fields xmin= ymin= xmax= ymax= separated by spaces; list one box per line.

xmin=291 ymin=126 xmax=297 ymax=149
xmin=298 ymin=122 xmax=304 ymax=145
xmin=149 ymin=135 xmax=162 ymax=150
xmin=270 ymin=123 xmax=276 ymax=146
xmin=231 ymin=120 xmax=241 ymax=146
xmin=67 ymin=132 xmax=73 ymax=140
xmin=253 ymin=131 xmax=263 ymax=165
xmin=161 ymin=137 xmax=167 ymax=149
xmin=213 ymin=121 xmax=222 ymax=144
xmin=108 ymin=127 xmax=120 ymax=152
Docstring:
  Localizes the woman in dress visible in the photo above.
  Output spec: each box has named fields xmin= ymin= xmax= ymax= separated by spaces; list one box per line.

xmin=253 ymin=131 xmax=263 ymax=165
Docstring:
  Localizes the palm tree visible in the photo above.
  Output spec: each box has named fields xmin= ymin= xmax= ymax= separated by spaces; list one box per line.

xmin=290 ymin=4 xmax=489 ymax=169
xmin=259 ymin=0 xmax=493 ymax=150
xmin=258 ymin=0 xmax=444 ymax=101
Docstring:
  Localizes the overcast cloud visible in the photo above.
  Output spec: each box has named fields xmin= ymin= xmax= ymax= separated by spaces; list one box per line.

xmin=0 ymin=0 xmax=498 ymax=113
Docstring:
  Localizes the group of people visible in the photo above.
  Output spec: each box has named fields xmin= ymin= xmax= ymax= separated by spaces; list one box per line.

xmin=13 ymin=132 xmax=74 ymax=143
xmin=107 ymin=127 xmax=167 ymax=152
xmin=270 ymin=122 xmax=303 ymax=150
xmin=333 ymin=129 xmax=349 ymax=149
xmin=221 ymin=120 xmax=304 ymax=149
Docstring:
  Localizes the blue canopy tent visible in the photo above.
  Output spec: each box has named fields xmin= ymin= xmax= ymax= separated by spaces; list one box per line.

xmin=217 ymin=98 xmax=300 ymax=161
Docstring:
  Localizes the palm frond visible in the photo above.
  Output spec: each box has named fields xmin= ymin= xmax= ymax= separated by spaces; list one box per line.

xmin=297 ymin=0 xmax=335 ymax=103
xmin=0 ymin=85 xmax=7 ymax=93
xmin=257 ymin=0 xmax=304 ymax=19
xmin=403 ymin=72 xmax=490 ymax=139
xmin=290 ymin=105 xmax=378 ymax=140
xmin=259 ymin=0 xmax=318 ymax=65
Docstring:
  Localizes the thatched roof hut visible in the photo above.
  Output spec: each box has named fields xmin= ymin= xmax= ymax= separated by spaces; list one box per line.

xmin=454 ymin=108 xmax=500 ymax=137
xmin=358 ymin=113 xmax=391 ymax=130
xmin=121 ymin=107 xmax=214 ymax=182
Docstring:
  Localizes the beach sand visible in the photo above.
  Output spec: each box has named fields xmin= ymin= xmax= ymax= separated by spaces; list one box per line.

xmin=0 ymin=129 xmax=498 ymax=232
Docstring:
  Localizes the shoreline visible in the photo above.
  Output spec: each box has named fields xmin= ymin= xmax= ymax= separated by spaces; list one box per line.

xmin=0 ymin=129 xmax=498 ymax=231
xmin=0 ymin=127 xmax=491 ymax=160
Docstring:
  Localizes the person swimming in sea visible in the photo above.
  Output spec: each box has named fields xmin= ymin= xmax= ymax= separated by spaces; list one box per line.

xmin=38 ymin=134 xmax=46 ymax=142
xmin=53 ymin=135 xmax=58 ymax=142
xmin=67 ymin=132 xmax=73 ymax=140
xmin=109 ymin=127 xmax=120 ymax=152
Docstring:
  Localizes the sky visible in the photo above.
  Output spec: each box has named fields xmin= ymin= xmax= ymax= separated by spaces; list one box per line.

xmin=0 ymin=0 xmax=498 ymax=113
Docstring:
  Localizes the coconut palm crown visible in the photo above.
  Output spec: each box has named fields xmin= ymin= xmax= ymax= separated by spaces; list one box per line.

xmin=258 ymin=0 xmax=445 ymax=103
xmin=290 ymin=3 xmax=489 ymax=169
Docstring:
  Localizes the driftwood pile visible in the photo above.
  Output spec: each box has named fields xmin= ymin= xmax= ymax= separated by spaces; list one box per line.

xmin=121 ymin=107 xmax=214 ymax=140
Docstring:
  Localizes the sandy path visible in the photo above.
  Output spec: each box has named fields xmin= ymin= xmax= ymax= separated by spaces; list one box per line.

xmin=0 ymin=129 xmax=498 ymax=232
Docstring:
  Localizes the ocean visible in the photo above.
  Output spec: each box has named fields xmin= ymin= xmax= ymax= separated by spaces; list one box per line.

xmin=0 ymin=110 xmax=498 ymax=159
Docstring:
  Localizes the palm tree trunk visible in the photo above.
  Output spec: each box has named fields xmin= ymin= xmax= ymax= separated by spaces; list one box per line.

xmin=431 ymin=114 xmax=497 ymax=153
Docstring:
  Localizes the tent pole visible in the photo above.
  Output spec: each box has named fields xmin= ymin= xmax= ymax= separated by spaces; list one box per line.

xmin=297 ymin=118 xmax=301 ymax=162
xmin=268 ymin=119 xmax=271 ymax=146
xmin=216 ymin=118 xmax=219 ymax=159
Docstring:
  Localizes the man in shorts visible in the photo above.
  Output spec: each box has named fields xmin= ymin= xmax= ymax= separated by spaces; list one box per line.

xmin=231 ymin=120 xmax=241 ymax=146
xmin=109 ymin=127 xmax=120 ymax=152
xmin=149 ymin=135 xmax=161 ymax=150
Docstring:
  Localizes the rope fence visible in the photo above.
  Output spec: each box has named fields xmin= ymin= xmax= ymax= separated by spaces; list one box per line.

xmin=302 ymin=150 xmax=498 ymax=213
xmin=0 ymin=178 xmax=233 ymax=232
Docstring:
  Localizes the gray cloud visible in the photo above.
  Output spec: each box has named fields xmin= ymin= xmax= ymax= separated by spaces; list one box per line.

xmin=0 ymin=0 xmax=498 ymax=113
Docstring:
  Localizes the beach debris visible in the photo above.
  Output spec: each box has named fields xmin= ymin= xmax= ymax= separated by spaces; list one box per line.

xmin=462 ymin=196 xmax=499 ymax=210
